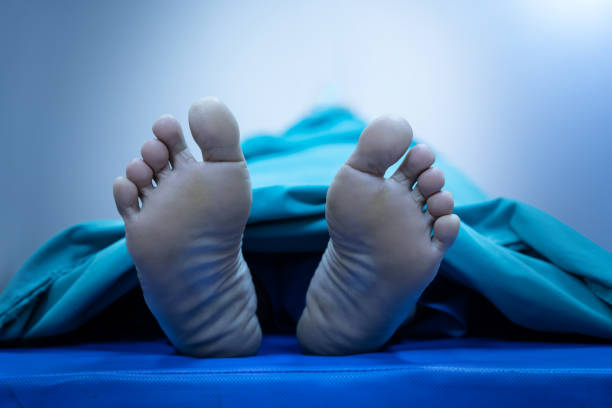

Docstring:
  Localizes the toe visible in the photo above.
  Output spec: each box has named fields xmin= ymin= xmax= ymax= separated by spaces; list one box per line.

xmin=141 ymin=139 xmax=171 ymax=179
xmin=113 ymin=177 xmax=139 ymax=220
xmin=152 ymin=114 xmax=194 ymax=168
xmin=391 ymin=144 xmax=435 ymax=185
xmin=346 ymin=115 xmax=413 ymax=177
xmin=432 ymin=214 xmax=460 ymax=252
xmin=126 ymin=158 xmax=154 ymax=197
xmin=426 ymin=190 xmax=454 ymax=218
xmin=188 ymin=97 xmax=244 ymax=162
xmin=417 ymin=167 xmax=445 ymax=200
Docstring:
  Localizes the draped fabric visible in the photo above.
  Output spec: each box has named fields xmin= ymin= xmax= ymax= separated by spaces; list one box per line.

xmin=1 ymin=106 xmax=611 ymax=342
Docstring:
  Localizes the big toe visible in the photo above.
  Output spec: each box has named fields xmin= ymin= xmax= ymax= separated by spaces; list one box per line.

xmin=188 ymin=97 xmax=244 ymax=162
xmin=346 ymin=115 xmax=413 ymax=177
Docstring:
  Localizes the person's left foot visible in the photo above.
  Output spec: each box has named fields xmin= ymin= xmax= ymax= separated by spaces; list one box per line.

xmin=297 ymin=115 xmax=460 ymax=355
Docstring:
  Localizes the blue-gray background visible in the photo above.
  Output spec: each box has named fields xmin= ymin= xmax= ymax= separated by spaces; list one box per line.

xmin=2 ymin=0 xmax=611 ymax=292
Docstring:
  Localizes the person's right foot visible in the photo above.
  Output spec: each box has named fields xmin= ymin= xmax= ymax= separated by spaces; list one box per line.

xmin=113 ymin=97 xmax=261 ymax=357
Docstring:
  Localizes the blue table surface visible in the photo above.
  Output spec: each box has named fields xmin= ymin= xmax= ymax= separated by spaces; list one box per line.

xmin=1 ymin=336 xmax=612 ymax=407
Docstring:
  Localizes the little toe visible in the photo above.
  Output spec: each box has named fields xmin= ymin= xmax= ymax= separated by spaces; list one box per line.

xmin=426 ymin=190 xmax=454 ymax=218
xmin=152 ymin=114 xmax=194 ymax=168
xmin=126 ymin=158 xmax=154 ymax=197
xmin=417 ymin=167 xmax=445 ymax=200
xmin=432 ymin=214 xmax=460 ymax=252
xmin=346 ymin=115 xmax=413 ymax=177
xmin=141 ymin=139 xmax=171 ymax=179
xmin=391 ymin=144 xmax=435 ymax=185
xmin=188 ymin=97 xmax=244 ymax=162
xmin=113 ymin=177 xmax=139 ymax=220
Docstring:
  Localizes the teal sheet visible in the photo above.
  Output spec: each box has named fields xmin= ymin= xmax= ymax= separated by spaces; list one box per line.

xmin=1 ymin=107 xmax=611 ymax=342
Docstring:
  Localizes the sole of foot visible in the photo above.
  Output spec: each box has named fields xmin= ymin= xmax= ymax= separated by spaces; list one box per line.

xmin=296 ymin=115 xmax=460 ymax=355
xmin=113 ymin=97 xmax=261 ymax=357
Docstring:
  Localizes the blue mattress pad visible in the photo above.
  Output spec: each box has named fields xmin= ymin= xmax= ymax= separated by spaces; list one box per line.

xmin=1 ymin=335 xmax=612 ymax=407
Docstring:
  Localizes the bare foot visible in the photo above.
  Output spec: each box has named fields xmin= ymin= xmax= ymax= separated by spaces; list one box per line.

xmin=297 ymin=116 xmax=460 ymax=355
xmin=113 ymin=97 xmax=261 ymax=357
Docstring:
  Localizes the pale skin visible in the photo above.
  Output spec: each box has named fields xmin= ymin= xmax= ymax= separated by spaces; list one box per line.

xmin=113 ymin=97 xmax=460 ymax=357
